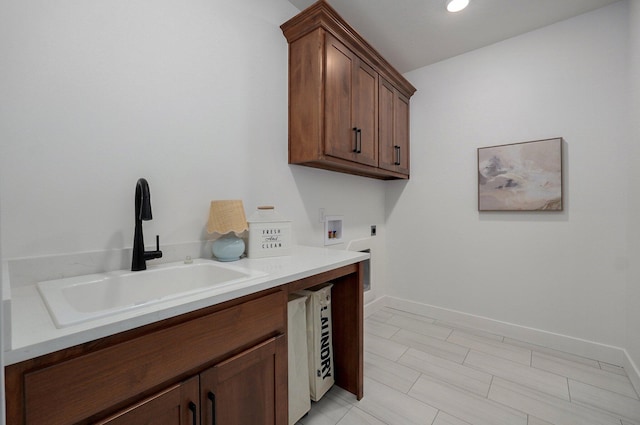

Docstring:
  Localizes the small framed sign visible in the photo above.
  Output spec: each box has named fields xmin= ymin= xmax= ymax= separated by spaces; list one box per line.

xmin=247 ymin=206 xmax=292 ymax=258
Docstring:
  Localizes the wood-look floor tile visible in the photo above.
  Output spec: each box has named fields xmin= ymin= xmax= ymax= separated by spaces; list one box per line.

xmin=298 ymin=385 xmax=354 ymax=425
xmin=489 ymin=377 xmax=622 ymax=425
xmin=503 ymin=337 xmax=601 ymax=369
xmin=399 ymin=347 xmax=492 ymax=397
xmin=365 ymin=332 xmax=408 ymax=361
xmin=356 ymin=377 xmax=439 ymax=425
xmin=304 ymin=306 xmax=640 ymax=425
xmin=436 ymin=320 xmax=504 ymax=341
xmin=364 ymin=351 xmax=420 ymax=393
xmin=381 ymin=307 xmax=436 ymax=323
xmin=365 ymin=319 xmax=400 ymax=339
xmin=464 ymin=350 xmax=570 ymax=400
xmin=386 ymin=314 xmax=453 ymax=340
xmin=325 ymin=384 xmax=359 ymax=405
xmin=432 ymin=411 xmax=473 ymax=425
xmin=532 ymin=351 xmax=638 ymax=399
xmin=569 ymin=379 xmax=640 ymax=423
xmin=390 ymin=329 xmax=469 ymax=364
xmin=528 ymin=417 xmax=556 ymax=425
xmin=599 ymin=361 xmax=628 ymax=376
xmin=448 ymin=330 xmax=532 ymax=365
xmin=335 ymin=407 xmax=387 ymax=425
xmin=409 ymin=374 xmax=528 ymax=425
xmin=366 ymin=310 xmax=394 ymax=324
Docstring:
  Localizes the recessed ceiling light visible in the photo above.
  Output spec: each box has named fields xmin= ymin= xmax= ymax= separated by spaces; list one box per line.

xmin=447 ymin=0 xmax=469 ymax=12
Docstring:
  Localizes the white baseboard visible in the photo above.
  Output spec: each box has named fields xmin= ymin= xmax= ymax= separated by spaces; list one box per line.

xmin=367 ymin=295 xmax=640 ymax=397
xmin=364 ymin=295 xmax=387 ymax=318
xmin=373 ymin=295 xmax=633 ymax=366
xmin=383 ymin=296 xmax=625 ymax=365
xmin=624 ymin=350 xmax=640 ymax=396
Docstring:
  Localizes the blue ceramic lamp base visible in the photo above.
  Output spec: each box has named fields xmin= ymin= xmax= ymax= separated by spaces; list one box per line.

xmin=212 ymin=234 xmax=245 ymax=262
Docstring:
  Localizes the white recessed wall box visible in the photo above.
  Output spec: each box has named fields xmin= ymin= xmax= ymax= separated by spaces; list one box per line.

xmin=324 ymin=215 xmax=343 ymax=246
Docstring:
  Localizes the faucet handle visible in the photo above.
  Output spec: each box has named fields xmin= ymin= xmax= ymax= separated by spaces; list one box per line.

xmin=143 ymin=235 xmax=163 ymax=261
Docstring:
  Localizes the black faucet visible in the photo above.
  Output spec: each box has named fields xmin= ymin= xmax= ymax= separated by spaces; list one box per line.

xmin=131 ymin=178 xmax=163 ymax=271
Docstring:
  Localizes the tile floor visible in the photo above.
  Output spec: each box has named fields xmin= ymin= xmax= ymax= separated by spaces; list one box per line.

xmin=296 ymin=306 xmax=640 ymax=425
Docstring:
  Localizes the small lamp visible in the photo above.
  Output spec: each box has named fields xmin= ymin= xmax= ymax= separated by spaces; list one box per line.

xmin=207 ymin=200 xmax=248 ymax=262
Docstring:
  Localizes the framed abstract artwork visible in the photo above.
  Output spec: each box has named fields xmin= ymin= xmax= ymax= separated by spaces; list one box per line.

xmin=478 ymin=138 xmax=563 ymax=211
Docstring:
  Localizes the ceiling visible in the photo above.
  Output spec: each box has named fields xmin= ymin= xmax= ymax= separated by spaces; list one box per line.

xmin=288 ymin=0 xmax=620 ymax=73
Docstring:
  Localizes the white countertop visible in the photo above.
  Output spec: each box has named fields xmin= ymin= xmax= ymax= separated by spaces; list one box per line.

xmin=4 ymin=246 xmax=368 ymax=365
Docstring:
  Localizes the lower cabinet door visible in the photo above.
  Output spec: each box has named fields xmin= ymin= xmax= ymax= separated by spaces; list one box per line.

xmin=200 ymin=335 xmax=284 ymax=425
xmin=96 ymin=376 xmax=199 ymax=425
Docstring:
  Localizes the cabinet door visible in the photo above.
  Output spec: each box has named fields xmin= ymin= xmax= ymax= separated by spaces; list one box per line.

xmin=394 ymin=91 xmax=410 ymax=174
xmin=379 ymin=77 xmax=410 ymax=175
xmin=325 ymin=34 xmax=378 ymax=167
xmin=96 ymin=376 xmax=199 ymax=425
xmin=353 ymin=58 xmax=379 ymax=167
xmin=200 ymin=335 xmax=285 ymax=425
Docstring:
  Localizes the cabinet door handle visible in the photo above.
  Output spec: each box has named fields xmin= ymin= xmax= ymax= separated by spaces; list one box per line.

xmin=352 ymin=127 xmax=359 ymax=153
xmin=356 ymin=128 xmax=362 ymax=153
xmin=188 ymin=401 xmax=197 ymax=425
xmin=208 ymin=391 xmax=216 ymax=425
xmin=394 ymin=145 xmax=401 ymax=165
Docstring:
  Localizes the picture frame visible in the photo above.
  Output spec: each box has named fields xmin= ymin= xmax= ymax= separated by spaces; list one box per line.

xmin=478 ymin=137 xmax=563 ymax=211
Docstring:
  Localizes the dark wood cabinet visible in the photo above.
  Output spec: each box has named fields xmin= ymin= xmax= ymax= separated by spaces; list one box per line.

xmin=5 ymin=262 xmax=364 ymax=425
xmin=379 ymin=77 xmax=410 ymax=175
xmin=96 ymin=377 xmax=199 ymax=425
xmin=201 ymin=336 xmax=285 ymax=425
xmin=325 ymin=34 xmax=378 ymax=167
xmin=8 ymin=290 xmax=287 ymax=425
xmin=96 ymin=337 xmax=286 ymax=425
xmin=281 ymin=0 xmax=415 ymax=180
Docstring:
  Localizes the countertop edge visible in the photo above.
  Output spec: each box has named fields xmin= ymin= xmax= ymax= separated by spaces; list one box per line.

xmin=4 ymin=246 xmax=368 ymax=365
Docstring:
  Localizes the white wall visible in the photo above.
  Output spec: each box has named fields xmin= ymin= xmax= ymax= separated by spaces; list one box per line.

xmin=1 ymin=0 xmax=633 ymax=392
xmin=387 ymin=1 xmax=631 ymax=348
xmin=0 ymin=0 xmax=389 ymax=294
xmin=3 ymin=0 xmax=633 ymax=416
xmin=0 ymin=1 xmax=392 ymax=416
xmin=626 ymin=0 xmax=640 ymax=375
xmin=0 ymin=215 xmax=4 ymax=424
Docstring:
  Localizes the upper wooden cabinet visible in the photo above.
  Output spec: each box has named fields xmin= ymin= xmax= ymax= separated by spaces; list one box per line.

xmin=379 ymin=77 xmax=410 ymax=175
xmin=325 ymin=34 xmax=378 ymax=168
xmin=281 ymin=0 xmax=416 ymax=180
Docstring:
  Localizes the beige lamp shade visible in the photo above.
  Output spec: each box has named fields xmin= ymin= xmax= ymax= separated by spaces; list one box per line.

xmin=207 ymin=200 xmax=248 ymax=235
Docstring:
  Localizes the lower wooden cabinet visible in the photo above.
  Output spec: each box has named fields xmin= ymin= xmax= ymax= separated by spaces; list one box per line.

xmin=7 ymin=290 xmax=287 ymax=425
xmin=201 ymin=336 xmax=285 ymax=425
xmin=5 ymin=263 xmax=364 ymax=425
xmin=97 ymin=336 xmax=285 ymax=425
xmin=96 ymin=376 xmax=199 ymax=425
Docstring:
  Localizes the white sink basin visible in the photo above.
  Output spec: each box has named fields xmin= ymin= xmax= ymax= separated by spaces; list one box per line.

xmin=37 ymin=259 xmax=268 ymax=328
